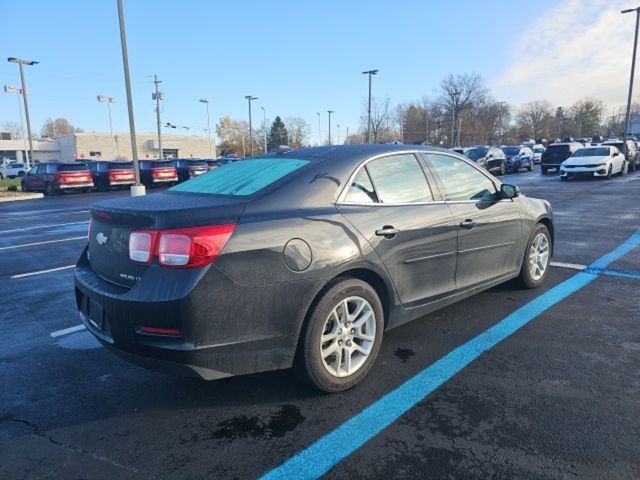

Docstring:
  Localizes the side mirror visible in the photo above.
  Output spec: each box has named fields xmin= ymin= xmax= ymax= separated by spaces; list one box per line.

xmin=500 ymin=184 xmax=520 ymax=199
xmin=613 ymin=151 xmax=619 ymax=157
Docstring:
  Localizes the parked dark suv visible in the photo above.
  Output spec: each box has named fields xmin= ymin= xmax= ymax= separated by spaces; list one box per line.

xmin=540 ymin=142 xmax=583 ymax=173
xmin=463 ymin=146 xmax=508 ymax=175
xmin=166 ymin=159 xmax=209 ymax=182
xmin=139 ymin=160 xmax=178 ymax=187
xmin=21 ymin=162 xmax=94 ymax=195
xmin=87 ymin=161 xmax=136 ymax=191
xmin=602 ymin=139 xmax=638 ymax=171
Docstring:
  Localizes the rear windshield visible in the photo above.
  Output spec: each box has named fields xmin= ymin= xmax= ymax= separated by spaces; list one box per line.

xmin=153 ymin=161 xmax=174 ymax=168
xmin=58 ymin=164 xmax=89 ymax=172
xmin=140 ymin=161 xmax=154 ymax=169
xmin=108 ymin=162 xmax=133 ymax=169
xmin=186 ymin=160 xmax=208 ymax=166
xmin=171 ymin=158 xmax=310 ymax=196
xmin=545 ymin=145 xmax=571 ymax=154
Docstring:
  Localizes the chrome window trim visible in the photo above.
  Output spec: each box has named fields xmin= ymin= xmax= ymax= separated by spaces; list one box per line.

xmin=336 ymin=150 xmax=504 ymax=207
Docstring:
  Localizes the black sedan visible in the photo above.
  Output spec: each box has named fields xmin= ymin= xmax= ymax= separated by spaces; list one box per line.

xmin=75 ymin=145 xmax=554 ymax=392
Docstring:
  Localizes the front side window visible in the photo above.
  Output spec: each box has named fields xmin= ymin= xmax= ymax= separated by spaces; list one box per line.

xmin=365 ymin=154 xmax=433 ymax=204
xmin=427 ymin=154 xmax=497 ymax=202
xmin=45 ymin=164 xmax=57 ymax=174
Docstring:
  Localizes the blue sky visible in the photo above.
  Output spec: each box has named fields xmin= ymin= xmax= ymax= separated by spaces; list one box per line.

xmin=0 ymin=0 xmax=632 ymax=142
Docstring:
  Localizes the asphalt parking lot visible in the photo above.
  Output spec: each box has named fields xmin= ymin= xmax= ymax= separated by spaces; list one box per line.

xmin=1 ymin=167 xmax=639 ymax=479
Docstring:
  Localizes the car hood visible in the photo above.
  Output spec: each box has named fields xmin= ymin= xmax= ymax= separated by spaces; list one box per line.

xmin=562 ymin=156 xmax=610 ymax=166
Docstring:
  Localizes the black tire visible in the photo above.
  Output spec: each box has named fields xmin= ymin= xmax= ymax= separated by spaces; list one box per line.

xmin=18 ymin=171 xmax=25 ymax=177
xmin=45 ymin=182 xmax=56 ymax=196
xmin=620 ymin=161 xmax=628 ymax=176
xmin=541 ymin=167 xmax=547 ymax=174
xmin=527 ymin=164 xmax=533 ymax=172
xmin=499 ymin=161 xmax=506 ymax=176
xmin=606 ymin=164 xmax=613 ymax=179
xmin=560 ymin=175 xmax=568 ymax=181
xmin=518 ymin=224 xmax=552 ymax=289
xmin=631 ymin=159 xmax=637 ymax=172
xmin=295 ymin=278 xmax=384 ymax=393
xmin=21 ymin=181 xmax=28 ymax=192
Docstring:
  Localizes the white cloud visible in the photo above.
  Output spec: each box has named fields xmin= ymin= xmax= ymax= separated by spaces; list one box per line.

xmin=494 ymin=0 xmax=635 ymax=113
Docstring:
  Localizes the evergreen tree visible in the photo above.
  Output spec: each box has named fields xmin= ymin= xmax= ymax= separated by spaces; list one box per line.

xmin=268 ymin=116 xmax=288 ymax=152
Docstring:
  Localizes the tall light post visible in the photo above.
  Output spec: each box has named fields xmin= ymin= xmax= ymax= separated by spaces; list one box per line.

xmin=337 ymin=124 xmax=341 ymax=145
xmin=327 ymin=110 xmax=334 ymax=145
xmin=152 ymin=75 xmax=164 ymax=159
xmin=450 ymin=89 xmax=461 ymax=148
xmin=7 ymin=57 xmax=37 ymax=167
xmin=261 ymin=106 xmax=267 ymax=153
xmin=622 ymin=7 xmax=640 ymax=156
xmin=362 ymin=69 xmax=378 ymax=144
xmin=245 ymin=95 xmax=258 ymax=156
xmin=116 ymin=0 xmax=144 ymax=195
xmin=199 ymin=98 xmax=214 ymax=158
xmin=4 ymin=85 xmax=29 ymax=168
xmin=97 ymin=95 xmax=117 ymax=159
xmin=317 ymin=112 xmax=321 ymax=145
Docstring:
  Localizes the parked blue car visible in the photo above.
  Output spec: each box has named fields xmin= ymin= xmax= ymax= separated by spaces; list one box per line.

xmin=501 ymin=146 xmax=534 ymax=172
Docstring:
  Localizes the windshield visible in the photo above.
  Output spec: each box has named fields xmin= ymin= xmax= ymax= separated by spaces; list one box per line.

xmin=572 ymin=147 xmax=611 ymax=157
xmin=464 ymin=148 xmax=488 ymax=160
xmin=501 ymin=146 xmax=520 ymax=156
xmin=171 ymin=157 xmax=310 ymax=196
xmin=533 ymin=147 xmax=544 ymax=153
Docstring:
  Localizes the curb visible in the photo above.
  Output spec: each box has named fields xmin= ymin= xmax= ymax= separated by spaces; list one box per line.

xmin=0 ymin=193 xmax=45 ymax=203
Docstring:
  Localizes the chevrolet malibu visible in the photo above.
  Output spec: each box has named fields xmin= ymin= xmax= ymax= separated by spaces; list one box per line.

xmin=75 ymin=145 xmax=554 ymax=392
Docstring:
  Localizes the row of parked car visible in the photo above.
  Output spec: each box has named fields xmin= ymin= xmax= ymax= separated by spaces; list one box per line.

xmin=451 ymin=145 xmax=540 ymax=175
xmin=20 ymin=157 xmax=236 ymax=195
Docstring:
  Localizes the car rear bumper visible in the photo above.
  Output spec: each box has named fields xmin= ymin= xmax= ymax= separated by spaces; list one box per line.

xmin=59 ymin=183 xmax=94 ymax=190
xmin=73 ymin=247 xmax=309 ymax=379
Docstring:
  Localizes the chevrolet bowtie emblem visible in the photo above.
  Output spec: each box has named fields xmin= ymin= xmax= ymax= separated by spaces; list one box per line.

xmin=96 ymin=232 xmax=108 ymax=246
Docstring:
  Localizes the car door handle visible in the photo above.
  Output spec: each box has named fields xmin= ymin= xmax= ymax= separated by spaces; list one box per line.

xmin=375 ymin=226 xmax=399 ymax=238
xmin=459 ymin=219 xmax=476 ymax=229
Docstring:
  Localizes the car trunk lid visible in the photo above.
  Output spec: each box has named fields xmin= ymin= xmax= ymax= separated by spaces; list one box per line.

xmin=88 ymin=191 xmax=246 ymax=288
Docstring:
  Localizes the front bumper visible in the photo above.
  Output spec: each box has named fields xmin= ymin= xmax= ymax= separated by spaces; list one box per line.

xmin=560 ymin=166 xmax=608 ymax=177
xmin=74 ymin=247 xmax=304 ymax=379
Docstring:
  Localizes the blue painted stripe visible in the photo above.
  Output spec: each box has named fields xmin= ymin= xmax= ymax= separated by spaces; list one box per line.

xmin=260 ymin=230 xmax=640 ymax=480
xmin=587 ymin=267 xmax=640 ymax=281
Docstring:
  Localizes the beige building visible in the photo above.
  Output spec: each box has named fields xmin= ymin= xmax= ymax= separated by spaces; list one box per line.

xmin=0 ymin=133 xmax=215 ymax=164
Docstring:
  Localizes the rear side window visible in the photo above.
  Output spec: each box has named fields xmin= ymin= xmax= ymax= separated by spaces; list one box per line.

xmin=45 ymin=164 xmax=57 ymax=174
xmin=364 ymin=154 xmax=433 ymax=203
xmin=171 ymin=158 xmax=309 ymax=196
xmin=428 ymin=154 xmax=497 ymax=202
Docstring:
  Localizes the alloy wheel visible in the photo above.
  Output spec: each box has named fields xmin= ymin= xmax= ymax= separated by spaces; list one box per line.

xmin=320 ymin=296 xmax=376 ymax=378
xmin=528 ymin=232 xmax=549 ymax=281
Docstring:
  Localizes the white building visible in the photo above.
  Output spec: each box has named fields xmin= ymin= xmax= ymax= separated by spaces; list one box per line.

xmin=0 ymin=132 xmax=215 ymax=165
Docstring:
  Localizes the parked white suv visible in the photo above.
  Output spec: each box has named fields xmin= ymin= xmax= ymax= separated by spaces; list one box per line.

xmin=0 ymin=162 xmax=28 ymax=179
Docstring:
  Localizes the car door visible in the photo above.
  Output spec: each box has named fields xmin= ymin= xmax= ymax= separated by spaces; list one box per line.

xmin=32 ymin=164 xmax=47 ymax=190
xmin=338 ymin=152 xmax=458 ymax=306
xmin=425 ymin=153 xmax=523 ymax=290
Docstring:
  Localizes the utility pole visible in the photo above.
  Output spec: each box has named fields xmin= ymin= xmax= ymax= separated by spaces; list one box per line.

xmin=4 ymin=85 xmax=29 ymax=168
xmin=362 ymin=69 xmax=378 ymax=144
xmin=7 ymin=57 xmax=38 ymax=168
xmin=622 ymin=7 xmax=640 ymax=154
xmin=327 ymin=110 xmax=334 ymax=145
xmin=116 ymin=0 xmax=144 ymax=195
xmin=245 ymin=95 xmax=258 ymax=156
xmin=97 ymin=95 xmax=117 ymax=159
xmin=153 ymin=75 xmax=163 ymax=159
xmin=199 ymin=98 xmax=214 ymax=158
xmin=261 ymin=106 xmax=267 ymax=153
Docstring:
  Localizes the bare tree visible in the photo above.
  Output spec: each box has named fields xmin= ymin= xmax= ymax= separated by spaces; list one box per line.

xmin=41 ymin=117 xmax=83 ymax=138
xmin=439 ymin=73 xmax=488 ymax=146
xmin=1 ymin=121 xmax=23 ymax=139
xmin=516 ymin=100 xmax=554 ymax=140
xmin=284 ymin=117 xmax=310 ymax=148
xmin=360 ymin=97 xmax=395 ymax=143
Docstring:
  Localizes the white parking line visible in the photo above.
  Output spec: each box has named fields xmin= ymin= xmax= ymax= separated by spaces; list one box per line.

xmin=0 ymin=220 xmax=88 ymax=235
xmin=50 ymin=324 xmax=86 ymax=338
xmin=550 ymin=261 xmax=587 ymax=271
xmin=0 ymin=236 xmax=86 ymax=251
xmin=10 ymin=264 xmax=75 ymax=279
xmin=0 ymin=209 xmax=89 ymax=220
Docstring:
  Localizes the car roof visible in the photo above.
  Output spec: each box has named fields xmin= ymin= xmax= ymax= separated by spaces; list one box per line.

xmin=264 ymin=144 xmax=456 ymax=163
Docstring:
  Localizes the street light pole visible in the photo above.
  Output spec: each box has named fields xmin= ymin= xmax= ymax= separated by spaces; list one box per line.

xmin=199 ymin=98 xmax=213 ymax=158
xmin=362 ymin=69 xmax=378 ymax=144
xmin=4 ymin=85 xmax=30 ymax=168
xmin=261 ymin=106 xmax=267 ymax=153
xmin=245 ymin=95 xmax=258 ymax=156
xmin=450 ymin=90 xmax=461 ymax=148
xmin=116 ymin=0 xmax=144 ymax=195
xmin=327 ymin=110 xmax=334 ymax=145
xmin=622 ymin=7 xmax=640 ymax=157
xmin=7 ymin=57 xmax=38 ymax=167
xmin=317 ymin=112 xmax=321 ymax=145
xmin=153 ymin=75 xmax=164 ymax=159
xmin=97 ymin=95 xmax=117 ymax=159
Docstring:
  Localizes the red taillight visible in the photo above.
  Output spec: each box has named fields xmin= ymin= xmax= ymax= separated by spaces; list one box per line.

xmin=137 ymin=325 xmax=181 ymax=336
xmin=129 ymin=224 xmax=236 ymax=268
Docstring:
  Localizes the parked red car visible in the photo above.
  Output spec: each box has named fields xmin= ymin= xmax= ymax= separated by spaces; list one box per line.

xmin=139 ymin=160 xmax=178 ymax=187
xmin=87 ymin=161 xmax=136 ymax=191
xmin=21 ymin=162 xmax=94 ymax=195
